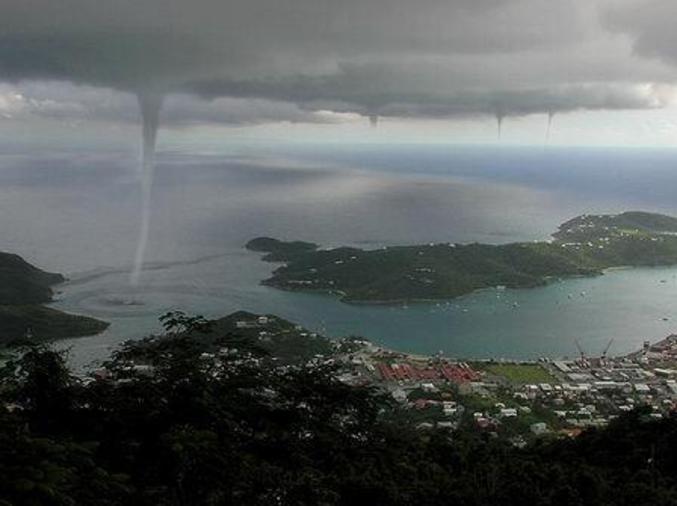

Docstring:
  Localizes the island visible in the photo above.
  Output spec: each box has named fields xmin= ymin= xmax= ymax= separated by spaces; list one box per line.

xmin=247 ymin=211 xmax=677 ymax=303
xmin=0 ymin=252 xmax=108 ymax=345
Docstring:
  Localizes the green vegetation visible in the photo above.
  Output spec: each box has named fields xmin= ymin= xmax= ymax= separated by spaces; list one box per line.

xmin=205 ymin=310 xmax=332 ymax=362
xmin=457 ymin=387 xmax=567 ymax=438
xmin=1 ymin=315 xmax=677 ymax=505
xmin=0 ymin=251 xmax=108 ymax=346
xmin=125 ymin=310 xmax=333 ymax=365
xmin=0 ymin=252 xmax=64 ymax=305
xmin=248 ymin=211 xmax=677 ymax=303
xmin=0 ymin=305 xmax=109 ymax=344
xmin=483 ymin=363 xmax=557 ymax=384
xmin=245 ymin=237 xmax=319 ymax=261
xmin=554 ymin=211 xmax=677 ymax=242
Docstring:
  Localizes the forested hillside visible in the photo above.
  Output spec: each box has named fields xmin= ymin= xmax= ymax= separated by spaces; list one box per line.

xmin=0 ymin=315 xmax=675 ymax=505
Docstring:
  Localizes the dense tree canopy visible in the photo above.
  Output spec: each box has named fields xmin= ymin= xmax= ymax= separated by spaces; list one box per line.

xmin=0 ymin=317 xmax=676 ymax=505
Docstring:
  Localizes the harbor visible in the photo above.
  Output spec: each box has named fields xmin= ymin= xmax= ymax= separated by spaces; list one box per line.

xmin=334 ymin=332 xmax=677 ymax=439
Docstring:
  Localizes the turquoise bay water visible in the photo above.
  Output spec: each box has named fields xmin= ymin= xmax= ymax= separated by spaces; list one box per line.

xmin=53 ymin=252 xmax=677 ymax=369
xmin=2 ymin=143 xmax=677 ymax=368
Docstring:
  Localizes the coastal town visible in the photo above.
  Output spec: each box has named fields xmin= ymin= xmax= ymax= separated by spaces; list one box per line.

xmin=207 ymin=312 xmax=677 ymax=442
xmin=73 ymin=310 xmax=677 ymax=443
xmin=335 ymin=333 xmax=677 ymax=441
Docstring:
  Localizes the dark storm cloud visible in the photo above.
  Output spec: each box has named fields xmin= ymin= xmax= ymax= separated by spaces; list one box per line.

xmin=606 ymin=1 xmax=677 ymax=67
xmin=0 ymin=0 xmax=674 ymax=123
xmin=0 ymin=82 xmax=340 ymax=126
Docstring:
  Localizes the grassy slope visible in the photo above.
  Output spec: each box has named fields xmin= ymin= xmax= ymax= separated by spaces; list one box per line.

xmin=482 ymin=363 xmax=557 ymax=384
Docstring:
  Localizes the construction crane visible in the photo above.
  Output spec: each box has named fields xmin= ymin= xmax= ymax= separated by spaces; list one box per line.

xmin=575 ymin=339 xmax=589 ymax=367
xmin=575 ymin=339 xmax=586 ymax=359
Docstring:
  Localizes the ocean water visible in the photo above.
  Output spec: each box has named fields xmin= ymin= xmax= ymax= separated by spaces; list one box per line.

xmin=2 ymin=142 xmax=677 ymax=368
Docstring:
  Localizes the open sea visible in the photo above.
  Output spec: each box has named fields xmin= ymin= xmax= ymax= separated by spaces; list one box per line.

xmin=2 ymin=141 xmax=677 ymax=369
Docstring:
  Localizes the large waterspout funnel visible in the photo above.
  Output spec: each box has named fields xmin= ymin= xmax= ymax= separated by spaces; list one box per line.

xmin=130 ymin=92 xmax=164 ymax=286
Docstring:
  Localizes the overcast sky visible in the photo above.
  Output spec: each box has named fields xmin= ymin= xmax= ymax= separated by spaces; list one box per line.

xmin=3 ymin=0 xmax=677 ymax=147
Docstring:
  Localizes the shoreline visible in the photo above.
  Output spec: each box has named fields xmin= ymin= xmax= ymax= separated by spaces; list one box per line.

xmin=24 ymin=252 xmax=677 ymax=366
xmin=264 ymin=263 xmax=677 ymax=306
xmin=263 ymin=273 xmax=598 ymax=306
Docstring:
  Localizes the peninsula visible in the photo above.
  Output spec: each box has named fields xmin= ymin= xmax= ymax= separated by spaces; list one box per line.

xmin=0 ymin=252 xmax=108 ymax=345
xmin=247 ymin=211 xmax=677 ymax=303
